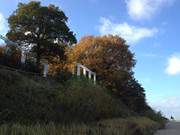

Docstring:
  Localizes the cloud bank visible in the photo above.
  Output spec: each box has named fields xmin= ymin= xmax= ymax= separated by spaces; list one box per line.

xmin=0 ymin=13 xmax=7 ymax=35
xmin=126 ymin=0 xmax=174 ymax=20
xmin=99 ymin=17 xmax=158 ymax=44
xmin=0 ymin=13 xmax=8 ymax=44
xmin=166 ymin=55 xmax=180 ymax=75
xmin=151 ymin=96 xmax=180 ymax=120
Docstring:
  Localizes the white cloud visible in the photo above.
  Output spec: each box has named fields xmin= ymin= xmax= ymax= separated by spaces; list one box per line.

xmin=126 ymin=0 xmax=174 ymax=20
xmin=99 ymin=17 xmax=158 ymax=44
xmin=0 ymin=13 xmax=8 ymax=44
xmin=0 ymin=13 xmax=7 ymax=35
xmin=150 ymin=96 xmax=180 ymax=120
xmin=166 ymin=55 xmax=180 ymax=75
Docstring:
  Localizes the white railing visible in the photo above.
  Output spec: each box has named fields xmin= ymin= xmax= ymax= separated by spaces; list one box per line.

xmin=76 ymin=63 xmax=96 ymax=84
xmin=41 ymin=63 xmax=97 ymax=84
xmin=0 ymin=34 xmax=97 ymax=82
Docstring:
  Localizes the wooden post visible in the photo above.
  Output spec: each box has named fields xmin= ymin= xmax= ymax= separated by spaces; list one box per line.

xmin=76 ymin=63 xmax=97 ymax=84
xmin=93 ymin=73 xmax=96 ymax=84
xmin=88 ymin=71 xmax=91 ymax=79
xmin=21 ymin=51 xmax=26 ymax=63
xmin=83 ymin=68 xmax=86 ymax=76
xmin=77 ymin=64 xmax=81 ymax=76
xmin=43 ymin=63 xmax=49 ymax=77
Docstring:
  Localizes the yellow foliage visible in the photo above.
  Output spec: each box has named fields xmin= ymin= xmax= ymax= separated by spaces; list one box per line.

xmin=66 ymin=35 xmax=135 ymax=80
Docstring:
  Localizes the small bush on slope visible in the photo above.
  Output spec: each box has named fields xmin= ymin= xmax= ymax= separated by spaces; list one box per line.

xmin=143 ymin=109 xmax=167 ymax=128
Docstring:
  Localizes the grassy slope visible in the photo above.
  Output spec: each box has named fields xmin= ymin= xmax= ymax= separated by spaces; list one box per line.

xmin=0 ymin=68 xmax=131 ymax=122
xmin=0 ymin=68 xmax=163 ymax=134
xmin=0 ymin=117 xmax=160 ymax=135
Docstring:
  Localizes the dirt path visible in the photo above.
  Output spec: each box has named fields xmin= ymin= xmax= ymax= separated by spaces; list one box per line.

xmin=155 ymin=121 xmax=180 ymax=135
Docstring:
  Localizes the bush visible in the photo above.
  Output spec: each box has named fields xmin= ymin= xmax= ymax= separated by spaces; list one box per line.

xmin=53 ymin=70 xmax=72 ymax=84
xmin=143 ymin=109 xmax=167 ymax=128
xmin=21 ymin=60 xmax=39 ymax=73
xmin=57 ymin=78 xmax=130 ymax=122
xmin=0 ymin=69 xmax=60 ymax=123
xmin=98 ymin=117 xmax=160 ymax=135
xmin=0 ymin=46 xmax=21 ymax=69
xmin=0 ymin=69 xmax=130 ymax=124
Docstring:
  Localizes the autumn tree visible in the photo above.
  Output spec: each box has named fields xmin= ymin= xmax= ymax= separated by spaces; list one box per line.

xmin=7 ymin=1 xmax=76 ymax=71
xmin=67 ymin=35 xmax=135 ymax=84
xmin=67 ymin=35 xmax=148 ymax=112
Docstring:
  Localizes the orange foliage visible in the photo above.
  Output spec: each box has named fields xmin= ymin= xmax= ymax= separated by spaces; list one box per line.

xmin=48 ymin=56 xmax=68 ymax=75
xmin=66 ymin=35 xmax=135 ymax=80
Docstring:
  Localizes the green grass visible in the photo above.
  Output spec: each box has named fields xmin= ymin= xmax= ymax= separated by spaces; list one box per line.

xmin=0 ymin=68 xmax=166 ymax=134
xmin=0 ymin=68 xmax=131 ymax=123
xmin=0 ymin=117 xmax=160 ymax=135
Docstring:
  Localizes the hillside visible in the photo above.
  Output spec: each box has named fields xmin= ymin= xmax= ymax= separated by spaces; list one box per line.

xmin=0 ymin=67 xmax=131 ymax=123
xmin=0 ymin=67 xmax=166 ymax=135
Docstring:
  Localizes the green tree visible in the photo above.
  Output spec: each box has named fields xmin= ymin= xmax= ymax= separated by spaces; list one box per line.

xmin=111 ymin=71 xmax=147 ymax=113
xmin=7 ymin=1 xmax=76 ymax=71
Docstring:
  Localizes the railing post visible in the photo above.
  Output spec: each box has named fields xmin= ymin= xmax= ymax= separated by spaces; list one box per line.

xmin=43 ymin=63 xmax=49 ymax=77
xmin=88 ymin=71 xmax=91 ymax=79
xmin=77 ymin=64 xmax=81 ymax=76
xmin=93 ymin=73 xmax=96 ymax=84
xmin=21 ymin=51 xmax=26 ymax=63
xmin=75 ymin=63 xmax=96 ymax=84
xmin=83 ymin=68 xmax=86 ymax=76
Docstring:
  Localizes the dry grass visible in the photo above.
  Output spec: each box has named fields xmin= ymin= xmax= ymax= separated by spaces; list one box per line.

xmin=0 ymin=117 xmax=160 ymax=135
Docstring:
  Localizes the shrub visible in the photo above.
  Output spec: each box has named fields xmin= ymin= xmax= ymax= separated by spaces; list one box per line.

xmin=143 ymin=109 xmax=167 ymax=128
xmin=57 ymin=78 xmax=130 ymax=122
xmin=21 ymin=60 xmax=39 ymax=73
xmin=0 ymin=69 xmax=60 ymax=123
xmin=53 ymin=70 xmax=72 ymax=84
xmin=98 ymin=117 xmax=160 ymax=135
xmin=0 ymin=69 xmax=130 ymax=124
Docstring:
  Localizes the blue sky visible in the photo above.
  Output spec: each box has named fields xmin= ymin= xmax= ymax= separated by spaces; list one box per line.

xmin=1 ymin=0 xmax=180 ymax=119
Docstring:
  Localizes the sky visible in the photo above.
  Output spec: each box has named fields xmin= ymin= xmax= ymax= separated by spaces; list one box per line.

xmin=0 ymin=0 xmax=180 ymax=120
